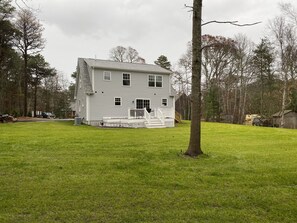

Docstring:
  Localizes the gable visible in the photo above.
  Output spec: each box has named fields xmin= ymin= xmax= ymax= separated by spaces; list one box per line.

xmin=76 ymin=58 xmax=94 ymax=96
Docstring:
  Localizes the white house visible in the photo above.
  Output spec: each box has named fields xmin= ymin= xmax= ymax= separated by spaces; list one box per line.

xmin=75 ymin=58 xmax=175 ymax=128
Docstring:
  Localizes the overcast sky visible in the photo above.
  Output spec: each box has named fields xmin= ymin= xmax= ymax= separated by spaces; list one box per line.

xmin=23 ymin=0 xmax=296 ymax=80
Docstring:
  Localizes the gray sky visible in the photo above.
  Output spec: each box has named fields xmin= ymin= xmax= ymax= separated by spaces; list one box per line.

xmin=24 ymin=0 xmax=295 ymax=80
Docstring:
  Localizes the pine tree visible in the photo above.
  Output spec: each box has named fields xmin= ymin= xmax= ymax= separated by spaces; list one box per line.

xmin=154 ymin=55 xmax=171 ymax=70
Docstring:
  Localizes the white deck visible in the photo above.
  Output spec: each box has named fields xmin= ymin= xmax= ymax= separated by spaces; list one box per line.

xmin=86 ymin=108 xmax=175 ymax=128
xmin=103 ymin=118 xmax=146 ymax=128
xmin=101 ymin=117 xmax=174 ymax=128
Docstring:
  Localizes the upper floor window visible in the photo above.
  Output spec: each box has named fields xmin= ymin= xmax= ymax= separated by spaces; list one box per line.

xmin=114 ymin=97 xmax=122 ymax=106
xmin=123 ymin=73 xmax=131 ymax=86
xmin=148 ymin=75 xmax=163 ymax=88
xmin=103 ymin=71 xmax=111 ymax=81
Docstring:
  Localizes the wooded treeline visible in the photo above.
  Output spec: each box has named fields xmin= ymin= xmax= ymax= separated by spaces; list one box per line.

xmin=173 ymin=3 xmax=297 ymax=125
xmin=0 ymin=0 xmax=71 ymax=117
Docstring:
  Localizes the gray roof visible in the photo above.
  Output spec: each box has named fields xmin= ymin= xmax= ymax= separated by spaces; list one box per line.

xmin=77 ymin=58 xmax=94 ymax=95
xmin=272 ymin=110 xmax=293 ymax=117
xmin=82 ymin=58 xmax=172 ymax=74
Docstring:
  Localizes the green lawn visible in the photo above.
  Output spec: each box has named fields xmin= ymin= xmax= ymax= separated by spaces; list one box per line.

xmin=0 ymin=121 xmax=297 ymax=223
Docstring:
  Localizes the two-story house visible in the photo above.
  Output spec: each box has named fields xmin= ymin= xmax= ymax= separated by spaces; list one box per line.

xmin=75 ymin=58 xmax=175 ymax=128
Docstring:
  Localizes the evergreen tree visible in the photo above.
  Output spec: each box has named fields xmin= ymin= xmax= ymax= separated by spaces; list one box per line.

xmin=0 ymin=0 xmax=22 ymax=114
xmin=154 ymin=55 xmax=171 ymax=70
xmin=28 ymin=54 xmax=55 ymax=117
xmin=14 ymin=9 xmax=45 ymax=116
xmin=205 ymin=82 xmax=220 ymax=122
xmin=251 ymin=38 xmax=275 ymax=115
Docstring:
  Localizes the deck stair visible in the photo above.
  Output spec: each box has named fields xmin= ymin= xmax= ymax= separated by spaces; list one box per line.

xmin=145 ymin=118 xmax=166 ymax=128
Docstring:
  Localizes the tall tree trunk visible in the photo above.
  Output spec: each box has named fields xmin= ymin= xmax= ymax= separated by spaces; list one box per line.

xmin=23 ymin=53 xmax=28 ymax=116
xmin=280 ymin=75 xmax=287 ymax=128
xmin=238 ymin=68 xmax=243 ymax=124
xmin=34 ymin=81 xmax=38 ymax=117
xmin=185 ymin=0 xmax=203 ymax=157
xmin=18 ymin=75 xmax=23 ymax=116
xmin=232 ymin=86 xmax=238 ymax=123
xmin=238 ymin=87 xmax=242 ymax=124
xmin=0 ymin=71 xmax=3 ymax=113
xmin=241 ymin=85 xmax=248 ymax=124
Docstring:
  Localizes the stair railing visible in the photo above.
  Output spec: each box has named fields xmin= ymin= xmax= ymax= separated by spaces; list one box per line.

xmin=156 ymin=108 xmax=165 ymax=125
xmin=143 ymin=108 xmax=151 ymax=124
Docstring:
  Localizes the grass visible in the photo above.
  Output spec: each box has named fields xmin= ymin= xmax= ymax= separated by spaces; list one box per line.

xmin=0 ymin=121 xmax=297 ymax=222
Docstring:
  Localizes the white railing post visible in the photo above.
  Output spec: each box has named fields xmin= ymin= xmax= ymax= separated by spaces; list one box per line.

xmin=128 ymin=108 xmax=131 ymax=119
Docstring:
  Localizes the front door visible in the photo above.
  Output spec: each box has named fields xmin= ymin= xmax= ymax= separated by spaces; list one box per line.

xmin=136 ymin=99 xmax=150 ymax=109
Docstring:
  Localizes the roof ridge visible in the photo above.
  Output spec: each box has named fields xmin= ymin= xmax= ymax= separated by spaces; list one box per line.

xmin=81 ymin=58 xmax=172 ymax=74
xmin=83 ymin=58 xmax=159 ymax=67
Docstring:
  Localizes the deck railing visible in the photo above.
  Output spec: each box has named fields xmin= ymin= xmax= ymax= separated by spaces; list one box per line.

xmin=128 ymin=108 xmax=152 ymax=124
xmin=128 ymin=108 xmax=145 ymax=119
xmin=156 ymin=108 xmax=165 ymax=125
xmin=128 ymin=107 xmax=174 ymax=124
xmin=159 ymin=108 xmax=175 ymax=118
xmin=143 ymin=109 xmax=151 ymax=124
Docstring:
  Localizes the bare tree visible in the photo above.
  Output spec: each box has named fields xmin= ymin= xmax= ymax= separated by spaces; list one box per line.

xmin=109 ymin=46 xmax=126 ymax=62
xmin=200 ymin=35 xmax=237 ymax=121
xmin=173 ymin=54 xmax=192 ymax=120
xmin=174 ymin=42 xmax=192 ymax=96
xmin=125 ymin=46 xmax=139 ymax=63
xmin=280 ymin=3 xmax=297 ymax=26
xmin=280 ymin=3 xmax=297 ymax=82
xmin=14 ymin=8 xmax=45 ymax=116
xmin=269 ymin=16 xmax=296 ymax=127
xmin=233 ymin=34 xmax=254 ymax=123
xmin=109 ymin=46 xmax=145 ymax=63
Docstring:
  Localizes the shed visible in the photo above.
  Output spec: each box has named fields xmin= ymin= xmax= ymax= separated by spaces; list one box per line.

xmin=272 ymin=110 xmax=297 ymax=129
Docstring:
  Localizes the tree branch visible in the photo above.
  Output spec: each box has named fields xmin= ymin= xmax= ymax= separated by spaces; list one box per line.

xmin=202 ymin=20 xmax=261 ymax=27
xmin=184 ymin=4 xmax=193 ymax=12
xmin=201 ymin=43 xmax=220 ymax=51
xmin=14 ymin=0 xmax=39 ymax=12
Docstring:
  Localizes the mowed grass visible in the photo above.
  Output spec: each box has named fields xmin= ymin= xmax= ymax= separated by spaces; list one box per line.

xmin=0 ymin=121 xmax=297 ymax=223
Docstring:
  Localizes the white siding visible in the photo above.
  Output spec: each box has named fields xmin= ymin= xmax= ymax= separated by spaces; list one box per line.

xmin=88 ymin=68 xmax=174 ymax=121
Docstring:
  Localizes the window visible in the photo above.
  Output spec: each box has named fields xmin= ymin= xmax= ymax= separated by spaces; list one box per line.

xmin=114 ymin=97 xmax=121 ymax=106
xmin=162 ymin=98 xmax=168 ymax=106
xmin=103 ymin=71 xmax=111 ymax=81
xmin=148 ymin=75 xmax=155 ymax=87
xmin=156 ymin=75 xmax=162 ymax=87
xmin=136 ymin=99 xmax=150 ymax=109
xmin=148 ymin=75 xmax=163 ymax=87
xmin=123 ymin=73 xmax=131 ymax=86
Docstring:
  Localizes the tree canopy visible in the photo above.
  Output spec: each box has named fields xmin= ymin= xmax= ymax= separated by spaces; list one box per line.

xmin=154 ymin=55 xmax=171 ymax=70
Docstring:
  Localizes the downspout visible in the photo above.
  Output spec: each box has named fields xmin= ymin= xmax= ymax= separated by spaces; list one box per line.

xmin=86 ymin=95 xmax=90 ymax=124
xmin=92 ymin=68 xmax=95 ymax=91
